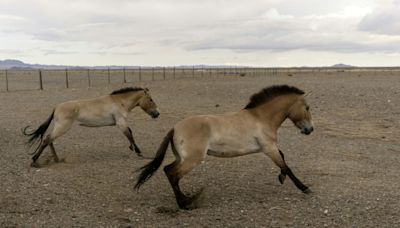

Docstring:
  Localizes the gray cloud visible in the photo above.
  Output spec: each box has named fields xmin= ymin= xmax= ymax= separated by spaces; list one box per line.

xmin=0 ymin=0 xmax=399 ymax=66
xmin=358 ymin=0 xmax=400 ymax=35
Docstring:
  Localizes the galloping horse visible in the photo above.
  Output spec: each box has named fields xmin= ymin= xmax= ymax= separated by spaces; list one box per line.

xmin=135 ymin=85 xmax=314 ymax=209
xmin=24 ymin=87 xmax=159 ymax=167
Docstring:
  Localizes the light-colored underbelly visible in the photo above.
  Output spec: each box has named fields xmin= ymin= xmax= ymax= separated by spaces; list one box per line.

xmin=77 ymin=116 xmax=115 ymax=127
xmin=207 ymin=137 xmax=261 ymax=157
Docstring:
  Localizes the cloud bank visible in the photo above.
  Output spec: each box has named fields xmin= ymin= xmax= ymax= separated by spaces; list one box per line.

xmin=0 ymin=0 xmax=399 ymax=66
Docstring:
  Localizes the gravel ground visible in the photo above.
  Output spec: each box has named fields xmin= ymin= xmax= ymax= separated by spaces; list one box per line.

xmin=0 ymin=72 xmax=399 ymax=227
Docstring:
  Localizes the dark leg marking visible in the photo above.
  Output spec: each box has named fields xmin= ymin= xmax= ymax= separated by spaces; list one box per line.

xmin=278 ymin=149 xmax=311 ymax=194
xmin=31 ymin=142 xmax=49 ymax=167
xmin=278 ymin=150 xmax=287 ymax=184
xmin=125 ymin=127 xmax=142 ymax=156
xmin=49 ymin=143 xmax=59 ymax=162
xmin=164 ymin=162 xmax=201 ymax=210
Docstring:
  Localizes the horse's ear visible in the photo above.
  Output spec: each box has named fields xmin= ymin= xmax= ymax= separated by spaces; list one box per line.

xmin=144 ymin=88 xmax=149 ymax=92
xmin=304 ymin=91 xmax=312 ymax=97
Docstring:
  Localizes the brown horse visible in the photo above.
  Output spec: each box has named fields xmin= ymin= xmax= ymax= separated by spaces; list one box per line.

xmin=24 ymin=87 xmax=159 ymax=167
xmin=135 ymin=85 xmax=314 ymax=209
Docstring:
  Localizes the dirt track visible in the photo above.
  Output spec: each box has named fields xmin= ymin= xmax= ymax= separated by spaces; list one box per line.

xmin=1 ymin=73 xmax=399 ymax=227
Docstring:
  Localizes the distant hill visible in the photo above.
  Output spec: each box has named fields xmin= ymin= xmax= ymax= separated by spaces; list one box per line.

xmin=0 ymin=59 xmax=28 ymax=69
xmin=0 ymin=59 xmax=73 ymax=70
xmin=0 ymin=59 xmax=137 ymax=70
xmin=331 ymin=63 xmax=354 ymax=68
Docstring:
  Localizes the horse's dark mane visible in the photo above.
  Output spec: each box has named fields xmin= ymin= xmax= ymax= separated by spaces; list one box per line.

xmin=110 ymin=87 xmax=144 ymax=95
xmin=244 ymin=85 xmax=304 ymax=109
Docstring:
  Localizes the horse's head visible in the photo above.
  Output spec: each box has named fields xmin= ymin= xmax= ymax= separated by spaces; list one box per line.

xmin=139 ymin=88 xmax=160 ymax=119
xmin=287 ymin=93 xmax=314 ymax=135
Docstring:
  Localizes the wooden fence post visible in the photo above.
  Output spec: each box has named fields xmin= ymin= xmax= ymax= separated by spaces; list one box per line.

xmin=107 ymin=67 xmax=111 ymax=85
xmin=87 ymin=69 xmax=91 ymax=87
xmin=39 ymin=70 xmax=43 ymax=90
xmin=152 ymin=67 xmax=155 ymax=81
xmin=123 ymin=67 xmax=126 ymax=83
xmin=139 ymin=66 xmax=142 ymax=81
xmin=65 ymin=68 xmax=69 ymax=88
xmin=163 ymin=67 xmax=166 ymax=80
xmin=5 ymin=69 xmax=9 ymax=92
xmin=192 ymin=66 xmax=195 ymax=77
xmin=173 ymin=66 xmax=176 ymax=79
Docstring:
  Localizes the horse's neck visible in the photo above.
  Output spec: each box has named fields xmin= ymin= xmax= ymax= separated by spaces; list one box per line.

xmin=253 ymin=95 xmax=297 ymax=131
xmin=115 ymin=92 xmax=142 ymax=111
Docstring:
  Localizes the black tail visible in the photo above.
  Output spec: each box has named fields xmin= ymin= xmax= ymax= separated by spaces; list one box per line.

xmin=23 ymin=110 xmax=54 ymax=150
xmin=134 ymin=129 xmax=174 ymax=189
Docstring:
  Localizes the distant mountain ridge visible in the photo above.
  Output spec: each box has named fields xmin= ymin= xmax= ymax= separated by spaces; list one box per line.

xmin=0 ymin=59 xmax=137 ymax=70
xmin=0 ymin=59 xmax=357 ymax=69
xmin=331 ymin=63 xmax=354 ymax=68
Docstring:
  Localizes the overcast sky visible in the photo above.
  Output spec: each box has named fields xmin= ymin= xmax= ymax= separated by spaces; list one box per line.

xmin=1 ymin=0 xmax=399 ymax=66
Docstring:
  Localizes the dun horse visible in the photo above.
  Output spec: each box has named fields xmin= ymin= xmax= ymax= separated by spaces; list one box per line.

xmin=24 ymin=87 xmax=159 ymax=167
xmin=135 ymin=85 xmax=314 ymax=209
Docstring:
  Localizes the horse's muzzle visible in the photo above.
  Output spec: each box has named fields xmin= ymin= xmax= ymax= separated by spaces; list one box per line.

xmin=149 ymin=110 xmax=160 ymax=119
xmin=301 ymin=126 xmax=314 ymax=135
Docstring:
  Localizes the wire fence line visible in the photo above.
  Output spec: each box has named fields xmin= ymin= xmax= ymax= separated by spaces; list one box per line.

xmin=0 ymin=66 xmax=399 ymax=92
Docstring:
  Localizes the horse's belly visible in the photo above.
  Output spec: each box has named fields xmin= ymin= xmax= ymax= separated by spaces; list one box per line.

xmin=207 ymin=137 xmax=261 ymax=157
xmin=77 ymin=116 xmax=115 ymax=127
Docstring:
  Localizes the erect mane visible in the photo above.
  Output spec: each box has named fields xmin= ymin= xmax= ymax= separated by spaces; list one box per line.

xmin=110 ymin=87 xmax=144 ymax=95
xmin=244 ymin=85 xmax=304 ymax=109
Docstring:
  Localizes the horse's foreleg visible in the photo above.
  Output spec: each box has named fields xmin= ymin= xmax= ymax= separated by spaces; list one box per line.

xmin=116 ymin=117 xmax=142 ymax=156
xmin=262 ymin=144 xmax=310 ymax=194
xmin=278 ymin=150 xmax=287 ymax=184
xmin=126 ymin=127 xmax=142 ymax=156
xmin=277 ymin=149 xmax=310 ymax=193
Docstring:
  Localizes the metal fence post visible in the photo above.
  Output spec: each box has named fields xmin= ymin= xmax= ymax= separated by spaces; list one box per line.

xmin=87 ymin=69 xmax=91 ymax=87
xmin=65 ymin=68 xmax=69 ymax=88
xmin=152 ymin=67 xmax=155 ymax=81
xmin=192 ymin=66 xmax=195 ymax=77
xmin=5 ymin=69 xmax=9 ymax=92
xmin=39 ymin=70 xmax=43 ymax=90
xmin=173 ymin=66 xmax=176 ymax=79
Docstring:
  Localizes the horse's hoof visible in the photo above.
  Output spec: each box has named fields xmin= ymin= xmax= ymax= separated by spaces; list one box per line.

xmin=278 ymin=174 xmax=286 ymax=184
xmin=136 ymin=153 xmax=144 ymax=158
xmin=303 ymin=188 xmax=312 ymax=194
xmin=30 ymin=162 xmax=40 ymax=168
xmin=178 ymin=188 xmax=205 ymax=210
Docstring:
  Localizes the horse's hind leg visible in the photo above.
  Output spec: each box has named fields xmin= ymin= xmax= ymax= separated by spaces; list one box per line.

xmin=49 ymin=143 xmax=59 ymax=162
xmin=31 ymin=136 xmax=51 ymax=167
xmin=164 ymin=158 xmax=204 ymax=209
xmin=32 ymin=119 xmax=72 ymax=167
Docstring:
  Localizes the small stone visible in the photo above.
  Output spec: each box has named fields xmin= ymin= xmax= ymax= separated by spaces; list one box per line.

xmin=124 ymin=208 xmax=133 ymax=213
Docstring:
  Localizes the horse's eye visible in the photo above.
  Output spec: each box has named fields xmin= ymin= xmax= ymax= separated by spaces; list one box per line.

xmin=306 ymin=105 xmax=310 ymax=111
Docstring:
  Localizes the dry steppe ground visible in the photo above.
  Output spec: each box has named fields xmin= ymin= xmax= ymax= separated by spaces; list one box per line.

xmin=0 ymin=72 xmax=399 ymax=227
